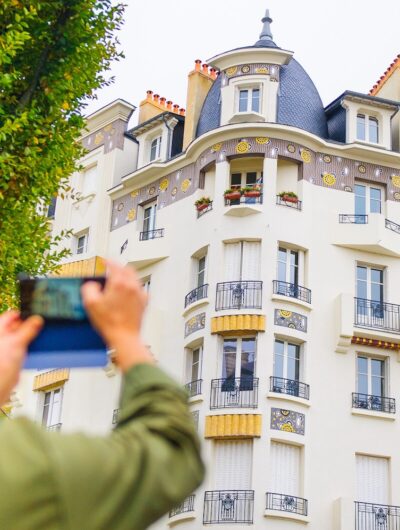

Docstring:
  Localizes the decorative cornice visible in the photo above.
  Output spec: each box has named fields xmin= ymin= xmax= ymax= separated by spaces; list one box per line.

xmin=351 ymin=336 xmax=399 ymax=350
xmin=205 ymin=414 xmax=262 ymax=438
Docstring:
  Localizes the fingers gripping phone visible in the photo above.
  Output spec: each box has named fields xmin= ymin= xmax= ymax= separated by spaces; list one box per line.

xmin=19 ymin=276 xmax=107 ymax=369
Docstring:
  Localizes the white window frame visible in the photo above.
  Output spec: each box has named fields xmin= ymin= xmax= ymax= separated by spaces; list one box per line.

xmin=81 ymin=164 xmax=97 ymax=196
xmin=237 ymin=85 xmax=262 ymax=114
xmin=356 ymin=355 xmax=387 ymax=397
xmin=354 ymin=182 xmax=383 ymax=216
xmin=75 ymin=230 xmax=89 ymax=255
xmin=357 ymin=113 xmax=380 ymax=144
xmin=187 ymin=346 xmax=202 ymax=384
xmin=142 ymin=201 xmax=157 ymax=233
xmin=41 ymin=387 xmax=63 ymax=429
xmin=277 ymin=246 xmax=301 ymax=285
xmin=230 ymin=170 xmax=263 ymax=190
xmin=356 ymin=264 xmax=385 ymax=302
xmin=197 ymin=255 xmax=207 ymax=288
xmin=149 ymin=135 xmax=162 ymax=162
xmin=221 ymin=336 xmax=257 ymax=380
xmin=273 ymin=339 xmax=302 ymax=382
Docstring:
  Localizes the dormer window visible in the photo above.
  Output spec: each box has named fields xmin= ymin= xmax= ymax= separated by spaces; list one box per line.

xmin=357 ymin=114 xmax=379 ymax=143
xmin=239 ymin=88 xmax=261 ymax=113
xmin=150 ymin=136 xmax=162 ymax=162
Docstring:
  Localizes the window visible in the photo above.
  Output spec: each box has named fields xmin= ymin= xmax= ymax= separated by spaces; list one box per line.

xmin=150 ymin=136 xmax=162 ymax=162
xmin=230 ymin=171 xmax=261 ymax=190
xmin=81 ymin=165 xmax=97 ymax=195
xmin=356 ymin=265 xmax=384 ymax=303
xmin=357 ymin=356 xmax=385 ymax=398
xmin=355 ymin=184 xmax=382 ymax=215
xmin=141 ymin=277 xmax=151 ymax=293
xmin=75 ymin=231 xmax=88 ymax=255
xmin=222 ymin=337 xmax=256 ymax=389
xmin=238 ymin=88 xmax=260 ymax=113
xmin=273 ymin=340 xmax=300 ymax=382
xmin=356 ymin=114 xmax=379 ymax=144
xmin=143 ymin=202 xmax=157 ymax=233
xmin=214 ymin=440 xmax=253 ymax=490
xmin=356 ymin=455 xmax=389 ymax=505
xmin=270 ymin=442 xmax=301 ymax=497
xmin=185 ymin=346 xmax=203 ymax=397
xmin=47 ymin=196 xmax=57 ymax=219
xmin=224 ymin=241 xmax=261 ymax=281
xmin=197 ymin=256 xmax=206 ymax=287
xmin=277 ymin=247 xmax=299 ymax=285
xmin=41 ymin=388 xmax=62 ymax=429
xmin=190 ymin=347 xmax=201 ymax=382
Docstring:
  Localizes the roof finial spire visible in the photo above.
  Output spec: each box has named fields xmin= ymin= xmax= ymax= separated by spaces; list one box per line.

xmin=259 ymin=9 xmax=273 ymax=42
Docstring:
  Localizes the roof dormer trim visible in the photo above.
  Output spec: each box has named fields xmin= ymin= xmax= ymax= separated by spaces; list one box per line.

xmin=207 ymin=47 xmax=293 ymax=72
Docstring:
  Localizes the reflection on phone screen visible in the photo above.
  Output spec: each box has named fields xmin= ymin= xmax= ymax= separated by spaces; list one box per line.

xmin=31 ymin=279 xmax=86 ymax=320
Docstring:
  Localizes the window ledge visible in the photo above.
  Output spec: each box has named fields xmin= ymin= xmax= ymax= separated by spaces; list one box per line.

xmin=188 ymin=394 xmax=204 ymax=405
xmin=353 ymin=139 xmax=386 ymax=150
xmin=182 ymin=298 xmax=210 ymax=317
xmin=267 ymin=392 xmax=311 ymax=408
xmin=167 ymin=512 xmax=195 ymax=526
xmin=264 ymin=510 xmax=309 ymax=524
xmin=229 ymin=111 xmax=265 ymax=124
xmin=351 ymin=408 xmax=395 ymax=421
xmin=271 ymin=294 xmax=313 ymax=311
xmin=72 ymin=192 xmax=96 ymax=208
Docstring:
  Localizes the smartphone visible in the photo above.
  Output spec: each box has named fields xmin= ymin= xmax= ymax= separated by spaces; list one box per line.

xmin=19 ymin=276 xmax=105 ymax=322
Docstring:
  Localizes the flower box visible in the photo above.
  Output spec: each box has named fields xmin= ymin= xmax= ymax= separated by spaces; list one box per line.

xmin=224 ymin=192 xmax=241 ymax=201
xmin=196 ymin=202 xmax=209 ymax=212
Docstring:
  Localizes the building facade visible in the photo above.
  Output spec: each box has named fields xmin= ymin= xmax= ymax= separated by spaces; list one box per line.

xmin=14 ymin=10 xmax=400 ymax=530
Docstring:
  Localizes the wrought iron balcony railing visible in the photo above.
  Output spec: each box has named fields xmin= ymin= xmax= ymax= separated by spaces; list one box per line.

xmin=169 ymin=495 xmax=195 ymax=518
xmin=352 ymin=392 xmax=395 ymax=414
xmin=354 ymin=297 xmax=400 ymax=334
xmin=385 ymin=218 xmax=400 ymax=235
xmin=355 ymin=501 xmax=400 ymax=529
xmin=270 ymin=376 xmax=310 ymax=400
xmin=210 ymin=377 xmax=259 ymax=409
xmin=185 ymin=284 xmax=209 ymax=308
xmin=225 ymin=188 xmax=263 ymax=206
xmin=203 ymin=490 xmax=254 ymax=524
xmin=47 ymin=423 xmax=62 ymax=432
xmin=215 ymin=281 xmax=262 ymax=310
xmin=139 ymin=228 xmax=165 ymax=241
xmin=339 ymin=214 xmax=368 ymax=224
xmin=197 ymin=201 xmax=213 ymax=218
xmin=273 ymin=280 xmax=311 ymax=304
xmin=276 ymin=195 xmax=302 ymax=210
xmin=266 ymin=492 xmax=308 ymax=516
xmin=112 ymin=408 xmax=119 ymax=424
xmin=185 ymin=379 xmax=203 ymax=398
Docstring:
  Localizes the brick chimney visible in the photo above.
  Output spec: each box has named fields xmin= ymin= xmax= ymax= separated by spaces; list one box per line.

xmin=183 ymin=60 xmax=216 ymax=149
xmin=138 ymin=91 xmax=184 ymax=125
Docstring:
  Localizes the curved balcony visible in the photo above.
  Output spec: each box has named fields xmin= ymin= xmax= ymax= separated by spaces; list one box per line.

xmin=139 ymin=228 xmax=165 ymax=241
xmin=273 ymin=280 xmax=311 ymax=304
xmin=266 ymin=492 xmax=308 ymax=516
xmin=270 ymin=376 xmax=310 ymax=400
xmin=169 ymin=494 xmax=195 ymax=519
xmin=210 ymin=377 xmax=259 ymax=409
xmin=184 ymin=284 xmax=208 ymax=308
xmin=185 ymin=379 xmax=203 ymax=398
xmin=356 ymin=501 xmax=400 ymax=529
xmin=354 ymin=297 xmax=400 ymax=334
xmin=216 ymin=281 xmax=262 ymax=311
xmin=352 ymin=392 xmax=395 ymax=414
xmin=203 ymin=490 xmax=254 ymax=524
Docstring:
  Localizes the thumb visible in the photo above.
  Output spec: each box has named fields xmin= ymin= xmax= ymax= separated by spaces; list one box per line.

xmin=81 ymin=281 xmax=103 ymax=310
xmin=16 ymin=316 xmax=44 ymax=345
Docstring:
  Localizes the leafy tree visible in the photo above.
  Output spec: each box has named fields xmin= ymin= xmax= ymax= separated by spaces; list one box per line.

xmin=0 ymin=0 xmax=124 ymax=311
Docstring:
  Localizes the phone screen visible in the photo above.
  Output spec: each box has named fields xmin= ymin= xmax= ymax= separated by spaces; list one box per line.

xmin=20 ymin=277 xmax=105 ymax=321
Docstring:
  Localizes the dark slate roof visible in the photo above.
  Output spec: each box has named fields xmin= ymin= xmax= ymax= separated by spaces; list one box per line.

xmin=196 ymin=57 xmax=329 ymax=139
xmin=325 ymin=90 xmax=400 ymax=113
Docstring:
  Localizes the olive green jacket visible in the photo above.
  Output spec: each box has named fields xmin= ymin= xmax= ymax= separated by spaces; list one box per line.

xmin=0 ymin=364 xmax=205 ymax=530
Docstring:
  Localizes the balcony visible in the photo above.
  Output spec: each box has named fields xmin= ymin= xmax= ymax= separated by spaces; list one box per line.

xmin=215 ymin=281 xmax=262 ymax=311
xmin=203 ymin=490 xmax=254 ymax=524
xmin=354 ymin=298 xmax=400 ymax=334
xmin=270 ymin=376 xmax=310 ymax=400
xmin=355 ymin=501 xmax=400 ymax=530
xmin=185 ymin=379 xmax=203 ymax=398
xmin=185 ymin=284 xmax=208 ymax=308
xmin=139 ymin=228 xmax=165 ymax=241
xmin=276 ymin=195 xmax=302 ymax=211
xmin=47 ymin=423 xmax=62 ymax=432
xmin=266 ymin=492 xmax=308 ymax=516
xmin=352 ymin=392 xmax=395 ymax=414
xmin=334 ymin=214 xmax=400 ymax=257
xmin=224 ymin=188 xmax=263 ymax=217
xmin=210 ymin=378 xmax=259 ymax=409
xmin=197 ymin=201 xmax=213 ymax=218
xmin=273 ymin=280 xmax=311 ymax=304
xmin=169 ymin=495 xmax=195 ymax=518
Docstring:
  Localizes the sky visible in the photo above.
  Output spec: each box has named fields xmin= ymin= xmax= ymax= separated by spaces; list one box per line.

xmin=86 ymin=0 xmax=400 ymax=126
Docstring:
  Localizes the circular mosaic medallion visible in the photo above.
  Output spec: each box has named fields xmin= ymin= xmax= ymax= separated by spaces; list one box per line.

xmin=126 ymin=208 xmax=136 ymax=222
xmin=281 ymin=422 xmax=295 ymax=432
xmin=358 ymin=164 xmax=366 ymax=174
xmin=241 ymin=65 xmax=250 ymax=74
xmin=255 ymin=67 xmax=269 ymax=74
xmin=117 ymin=202 xmax=124 ymax=212
xmin=256 ymin=137 xmax=270 ymax=145
xmin=394 ymin=192 xmax=400 ymax=201
xmin=130 ymin=189 xmax=139 ymax=198
xmin=148 ymin=186 xmax=156 ymax=196
xmin=287 ymin=144 xmax=296 ymax=153
xmin=344 ymin=185 xmax=353 ymax=192
xmin=226 ymin=66 xmax=237 ymax=77
xmin=392 ymin=176 xmax=400 ymax=188
xmin=181 ymin=179 xmax=191 ymax=192
xmin=236 ymin=141 xmax=250 ymax=154
xmin=323 ymin=154 xmax=332 ymax=163
xmin=301 ymin=149 xmax=312 ymax=163
xmin=279 ymin=310 xmax=292 ymax=319
xmin=171 ymin=186 xmax=178 ymax=197
xmin=159 ymin=178 xmax=169 ymax=191
xmin=322 ymin=172 xmax=336 ymax=186
xmin=211 ymin=143 xmax=222 ymax=152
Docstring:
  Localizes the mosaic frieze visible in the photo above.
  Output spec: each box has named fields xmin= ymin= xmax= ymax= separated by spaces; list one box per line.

xmin=184 ymin=313 xmax=206 ymax=338
xmin=111 ymin=164 xmax=197 ymax=230
xmin=274 ymin=309 xmax=307 ymax=333
xmin=220 ymin=63 xmax=280 ymax=84
xmin=271 ymin=408 xmax=305 ymax=435
xmin=82 ymin=119 xmax=126 ymax=154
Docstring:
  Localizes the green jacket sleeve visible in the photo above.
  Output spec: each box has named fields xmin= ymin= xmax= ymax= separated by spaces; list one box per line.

xmin=0 ymin=364 xmax=205 ymax=530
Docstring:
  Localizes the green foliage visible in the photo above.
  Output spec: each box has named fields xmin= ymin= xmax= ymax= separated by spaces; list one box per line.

xmin=0 ymin=0 xmax=125 ymax=311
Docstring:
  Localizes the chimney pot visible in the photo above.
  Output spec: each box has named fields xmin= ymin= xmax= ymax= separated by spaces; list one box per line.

xmin=179 ymin=108 xmax=185 ymax=116
xmin=160 ymin=97 xmax=166 ymax=106
xmin=195 ymin=59 xmax=202 ymax=71
xmin=153 ymin=94 xmax=160 ymax=103
xmin=202 ymin=63 xmax=209 ymax=74
xmin=146 ymin=90 xmax=153 ymax=100
xmin=166 ymin=100 xmax=173 ymax=110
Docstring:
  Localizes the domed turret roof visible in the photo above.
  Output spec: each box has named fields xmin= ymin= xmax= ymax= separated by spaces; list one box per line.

xmin=196 ymin=10 xmax=328 ymax=139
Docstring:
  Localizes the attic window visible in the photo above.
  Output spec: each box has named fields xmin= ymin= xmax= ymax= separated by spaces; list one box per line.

xmin=150 ymin=136 xmax=162 ymax=162
xmin=238 ymin=88 xmax=261 ymax=113
xmin=357 ymin=114 xmax=379 ymax=144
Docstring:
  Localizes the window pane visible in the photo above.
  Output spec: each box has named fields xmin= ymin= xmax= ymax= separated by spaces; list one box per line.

xmin=239 ymin=90 xmax=248 ymax=112
xmin=191 ymin=349 xmax=200 ymax=381
xmin=371 ymin=376 xmax=383 ymax=397
xmin=223 ymin=339 xmax=237 ymax=379
xmin=357 ymin=115 xmax=366 ymax=140
xmin=371 ymin=359 xmax=384 ymax=377
xmin=231 ymin=173 xmax=242 ymax=188
xmin=370 ymin=188 xmax=381 ymax=213
xmin=251 ymin=89 xmax=260 ymax=113
xmin=369 ymin=118 xmax=379 ymax=143
xmin=357 ymin=374 xmax=368 ymax=394
xmin=289 ymin=251 xmax=299 ymax=285
xmin=357 ymin=356 xmax=368 ymax=374
xmin=150 ymin=139 xmax=158 ymax=161
xmin=355 ymin=185 xmax=366 ymax=215
xmin=357 ymin=266 xmax=367 ymax=281
xmin=241 ymin=338 xmax=255 ymax=379
xmin=246 ymin=172 xmax=257 ymax=185
xmin=371 ymin=268 xmax=383 ymax=285
xmin=273 ymin=340 xmax=284 ymax=378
